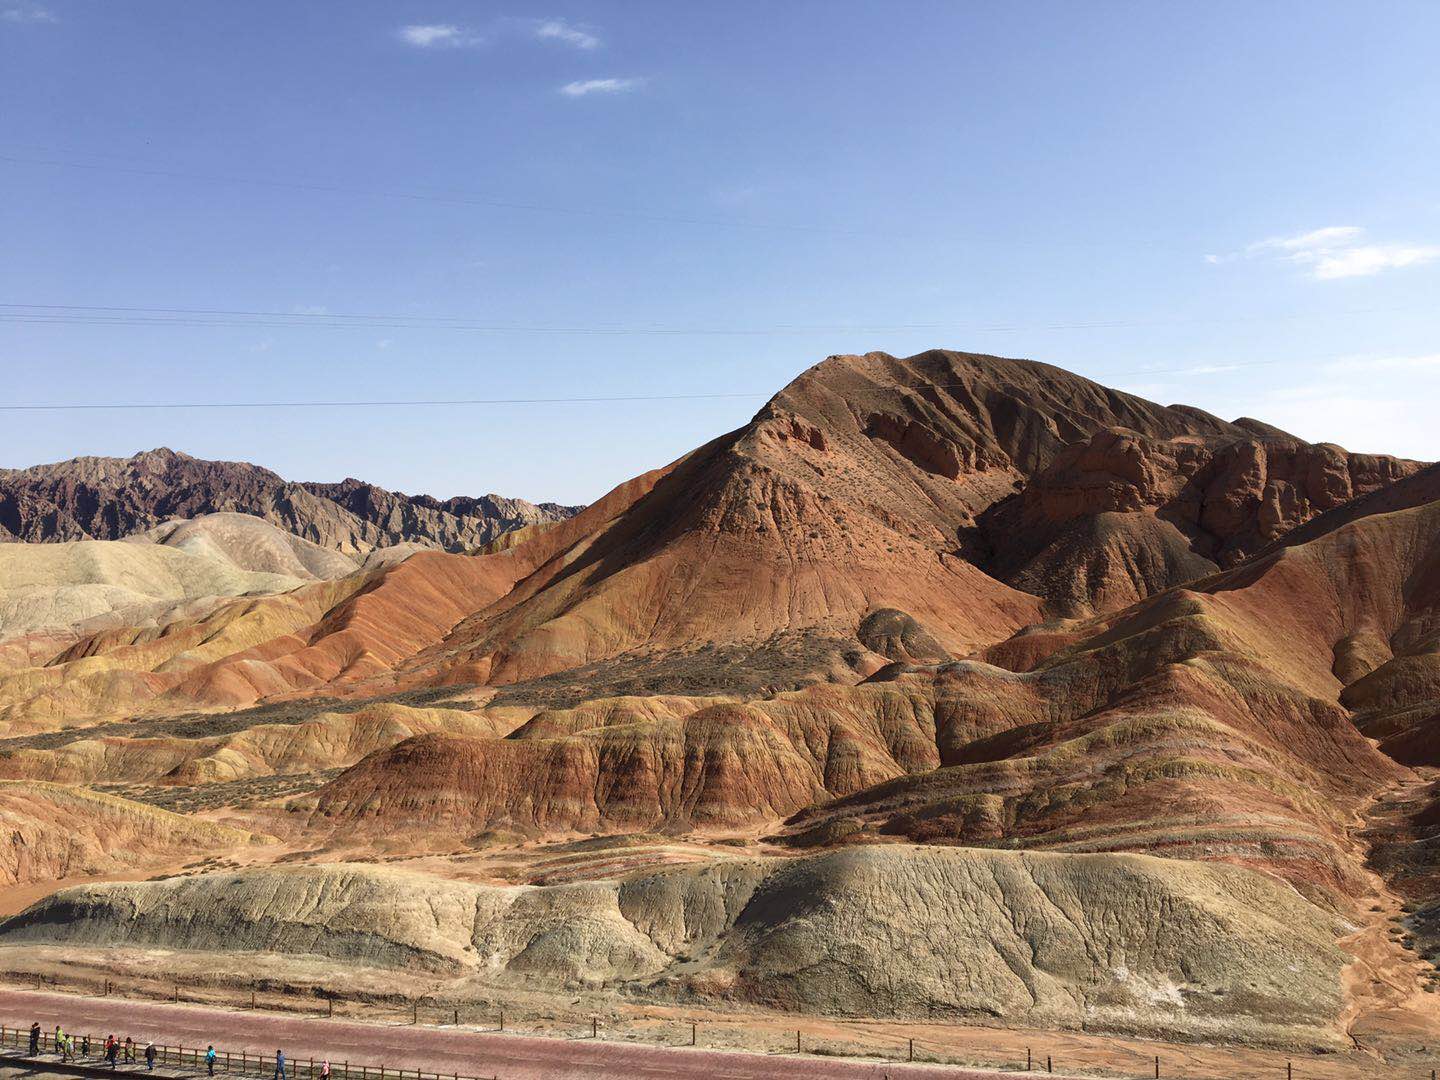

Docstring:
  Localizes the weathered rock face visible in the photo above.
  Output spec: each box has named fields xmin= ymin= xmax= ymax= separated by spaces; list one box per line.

xmin=0 ymin=848 xmax=1349 ymax=1046
xmin=305 ymin=705 xmax=834 ymax=835
xmin=392 ymin=351 xmax=1279 ymax=690
xmin=0 ymin=448 xmax=580 ymax=554
xmin=0 ymin=782 xmax=256 ymax=885
xmin=979 ymin=427 xmax=1420 ymax=613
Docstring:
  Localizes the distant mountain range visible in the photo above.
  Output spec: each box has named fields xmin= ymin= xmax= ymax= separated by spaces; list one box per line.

xmin=0 ymin=447 xmax=581 ymax=554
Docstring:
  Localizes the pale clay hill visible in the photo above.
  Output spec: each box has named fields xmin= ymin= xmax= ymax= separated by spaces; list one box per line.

xmin=0 ymin=447 xmax=581 ymax=554
xmin=2 ymin=849 xmax=1345 ymax=1046
xmin=0 ymin=512 xmax=377 ymax=644
xmin=0 ymin=350 xmax=1437 ymax=1060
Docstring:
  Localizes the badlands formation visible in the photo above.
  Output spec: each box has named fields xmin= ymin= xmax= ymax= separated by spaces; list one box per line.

xmin=1 ymin=351 xmax=1438 ymax=1063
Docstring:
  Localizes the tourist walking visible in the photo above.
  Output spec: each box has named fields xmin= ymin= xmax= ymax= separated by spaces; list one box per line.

xmin=274 ymin=1048 xmax=287 ymax=1080
xmin=125 ymin=1036 xmax=135 ymax=1063
xmin=28 ymin=1022 xmax=40 ymax=1055
xmin=106 ymin=1035 xmax=119 ymax=1069
xmin=320 ymin=1060 xmax=330 ymax=1080
xmin=207 ymin=1045 xmax=218 ymax=1075
xmin=145 ymin=1042 xmax=156 ymax=1070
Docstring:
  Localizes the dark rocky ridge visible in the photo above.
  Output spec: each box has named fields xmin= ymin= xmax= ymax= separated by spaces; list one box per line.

xmin=0 ymin=448 xmax=581 ymax=555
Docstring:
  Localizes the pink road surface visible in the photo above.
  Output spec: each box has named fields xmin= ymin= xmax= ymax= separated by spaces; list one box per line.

xmin=0 ymin=989 xmax=1067 ymax=1080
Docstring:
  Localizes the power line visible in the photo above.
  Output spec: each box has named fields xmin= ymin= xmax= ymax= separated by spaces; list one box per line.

xmin=0 ymin=359 xmax=1308 ymax=413
xmin=0 ymin=152 xmax=893 ymax=238
xmin=0 ymin=301 xmax=1426 ymax=338
xmin=0 ymin=392 xmax=768 ymax=412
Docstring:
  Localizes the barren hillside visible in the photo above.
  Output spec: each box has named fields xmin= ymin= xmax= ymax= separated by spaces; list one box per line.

xmin=2 ymin=350 xmax=1437 ymax=1059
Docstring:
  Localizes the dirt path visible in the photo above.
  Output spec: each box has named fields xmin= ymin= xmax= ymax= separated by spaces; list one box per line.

xmin=0 ymin=990 xmax=1063 ymax=1080
xmin=1337 ymin=775 xmax=1440 ymax=1055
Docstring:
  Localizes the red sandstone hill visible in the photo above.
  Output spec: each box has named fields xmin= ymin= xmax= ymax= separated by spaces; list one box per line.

xmin=399 ymin=349 xmax=1419 ymax=691
xmin=299 ymin=402 xmax=1440 ymax=922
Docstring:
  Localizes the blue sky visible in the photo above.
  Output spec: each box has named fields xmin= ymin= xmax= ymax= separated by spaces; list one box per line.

xmin=2 ymin=1 xmax=1438 ymax=504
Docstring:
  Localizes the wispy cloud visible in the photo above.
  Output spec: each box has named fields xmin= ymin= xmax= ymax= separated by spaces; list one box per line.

xmin=559 ymin=77 xmax=644 ymax=98
xmin=397 ymin=24 xmax=481 ymax=48
xmin=2 ymin=5 xmax=57 ymax=23
xmin=1207 ymin=226 xmax=1439 ymax=280
xmin=534 ymin=18 xmax=599 ymax=50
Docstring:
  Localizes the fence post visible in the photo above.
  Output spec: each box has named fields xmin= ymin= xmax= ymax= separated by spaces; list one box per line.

xmin=1286 ymin=1063 xmax=1291 ymax=1080
xmin=1047 ymin=1055 xmax=1052 ymax=1074
xmin=1155 ymin=1054 xmax=1160 ymax=1078
xmin=795 ymin=1030 xmax=801 ymax=1053
xmin=691 ymin=1023 xmax=696 ymax=1046
xmin=1026 ymin=1047 xmax=1031 ymax=1071
xmin=498 ymin=1011 xmax=504 ymax=1032
xmin=452 ymin=1009 xmax=458 ymax=1026
xmin=591 ymin=1017 xmax=597 ymax=1039
xmin=908 ymin=1038 xmax=914 ymax=1062
xmin=329 ymin=999 xmax=334 ymax=1019
xmin=412 ymin=1002 xmax=417 ymax=1025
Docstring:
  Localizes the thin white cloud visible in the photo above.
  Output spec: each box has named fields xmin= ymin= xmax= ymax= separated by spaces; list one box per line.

xmin=1208 ymin=225 xmax=1439 ymax=280
xmin=1251 ymin=226 xmax=1365 ymax=254
xmin=534 ymin=18 xmax=599 ymax=50
xmin=1310 ymin=244 xmax=1440 ymax=280
xmin=559 ymin=77 xmax=644 ymax=98
xmin=398 ymin=24 xmax=480 ymax=48
xmin=1 ymin=5 xmax=56 ymax=23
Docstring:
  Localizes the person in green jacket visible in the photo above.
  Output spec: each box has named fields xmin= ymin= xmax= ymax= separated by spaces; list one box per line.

xmin=207 ymin=1045 xmax=217 ymax=1076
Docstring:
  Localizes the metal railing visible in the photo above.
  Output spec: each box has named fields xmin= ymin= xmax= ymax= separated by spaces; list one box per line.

xmin=0 ymin=1026 xmax=498 ymax=1080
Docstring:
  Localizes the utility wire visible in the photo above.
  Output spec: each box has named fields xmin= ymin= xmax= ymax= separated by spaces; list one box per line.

xmin=0 ymin=152 xmax=895 ymax=238
xmin=0 ymin=302 xmax=1426 ymax=337
xmin=0 ymin=358 xmax=1308 ymax=412
xmin=0 ymin=392 xmax=766 ymax=412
